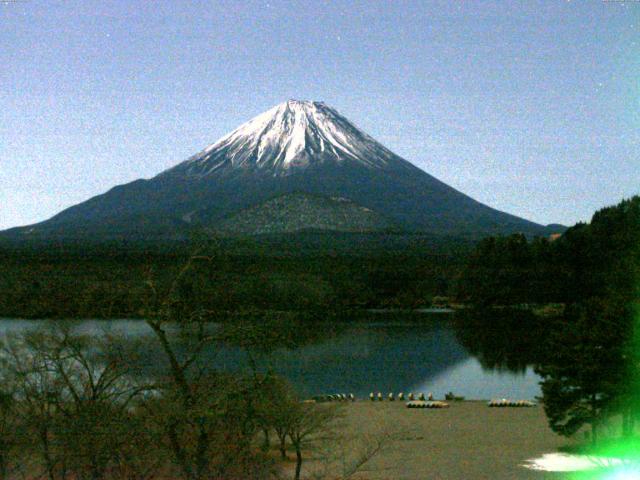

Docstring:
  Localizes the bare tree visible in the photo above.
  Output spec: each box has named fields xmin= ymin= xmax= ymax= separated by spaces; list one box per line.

xmin=253 ymin=376 xmax=297 ymax=461
xmin=0 ymin=388 xmax=19 ymax=480
xmin=141 ymin=245 xmax=346 ymax=480
xmin=307 ymin=419 xmax=400 ymax=480
xmin=287 ymin=402 xmax=340 ymax=480
xmin=335 ymin=429 xmax=395 ymax=479
xmin=142 ymin=246 xmax=273 ymax=480
xmin=106 ymin=406 xmax=164 ymax=480
xmin=143 ymin=249 xmax=221 ymax=480
xmin=1 ymin=329 xmax=69 ymax=480
xmin=0 ymin=325 xmax=152 ymax=480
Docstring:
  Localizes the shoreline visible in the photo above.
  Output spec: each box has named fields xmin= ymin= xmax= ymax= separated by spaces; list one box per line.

xmin=304 ymin=400 xmax=569 ymax=479
xmin=0 ymin=303 xmax=565 ymax=322
xmin=0 ymin=308 xmax=456 ymax=322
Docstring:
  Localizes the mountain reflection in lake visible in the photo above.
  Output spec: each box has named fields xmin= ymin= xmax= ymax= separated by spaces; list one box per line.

xmin=453 ymin=308 xmax=549 ymax=374
xmin=0 ymin=313 xmax=543 ymax=400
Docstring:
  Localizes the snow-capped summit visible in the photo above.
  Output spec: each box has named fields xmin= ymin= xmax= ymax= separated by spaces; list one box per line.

xmin=163 ymin=100 xmax=406 ymax=177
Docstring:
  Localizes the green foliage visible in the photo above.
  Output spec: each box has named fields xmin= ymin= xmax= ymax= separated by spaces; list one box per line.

xmin=536 ymin=300 xmax=631 ymax=442
xmin=457 ymin=195 xmax=640 ymax=307
xmin=457 ymin=233 xmax=565 ymax=306
xmin=458 ymin=196 xmax=640 ymax=445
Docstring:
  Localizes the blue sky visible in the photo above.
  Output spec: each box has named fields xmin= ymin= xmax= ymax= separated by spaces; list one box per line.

xmin=1 ymin=0 xmax=638 ymax=229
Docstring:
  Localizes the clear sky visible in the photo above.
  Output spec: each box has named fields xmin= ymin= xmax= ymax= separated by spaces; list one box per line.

xmin=1 ymin=0 xmax=638 ymax=230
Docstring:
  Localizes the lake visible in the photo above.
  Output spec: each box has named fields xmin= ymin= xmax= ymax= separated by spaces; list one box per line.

xmin=0 ymin=315 xmax=542 ymax=400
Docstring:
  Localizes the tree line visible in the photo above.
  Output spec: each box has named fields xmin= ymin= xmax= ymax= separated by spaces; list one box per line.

xmin=0 ymin=241 xmax=462 ymax=319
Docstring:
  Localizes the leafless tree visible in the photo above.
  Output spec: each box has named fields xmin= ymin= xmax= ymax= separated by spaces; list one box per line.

xmin=0 ymin=325 xmax=153 ymax=480
xmin=142 ymin=246 xmax=273 ymax=480
xmin=308 ymin=419 xmax=400 ymax=480
xmin=0 ymin=387 xmax=20 ymax=480
xmin=286 ymin=402 xmax=340 ymax=480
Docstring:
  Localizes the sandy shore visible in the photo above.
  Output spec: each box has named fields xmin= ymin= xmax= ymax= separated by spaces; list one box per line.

xmin=305 ymin=400 xmax=572 ymax=480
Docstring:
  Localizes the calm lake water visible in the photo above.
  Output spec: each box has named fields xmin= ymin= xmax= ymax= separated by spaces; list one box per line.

xmin=0 ymin=316 xmax=541 ymax=400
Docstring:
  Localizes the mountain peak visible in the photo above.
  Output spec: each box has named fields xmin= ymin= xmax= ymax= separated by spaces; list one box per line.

xmin=162 ymin=100 xmax=402 ymax=177
xmin=2 ymin=100 xmax=552 ymax=241
xmin=282 ymin=99 xmax=323 ymax=107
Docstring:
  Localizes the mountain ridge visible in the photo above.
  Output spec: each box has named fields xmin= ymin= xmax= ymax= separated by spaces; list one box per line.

xmin=0 ymin=100 xmax=561 ymax=242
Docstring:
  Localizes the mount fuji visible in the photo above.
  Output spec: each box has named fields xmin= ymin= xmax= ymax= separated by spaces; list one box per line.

xmin=2 ymin=100 xmax=557 ymax=242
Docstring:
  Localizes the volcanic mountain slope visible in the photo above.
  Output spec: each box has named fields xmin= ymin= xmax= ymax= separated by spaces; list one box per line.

xmin=215 ymin=192 xmax=393 ymax=235
xmin=2 ymin=100 xmax=557 ymax=241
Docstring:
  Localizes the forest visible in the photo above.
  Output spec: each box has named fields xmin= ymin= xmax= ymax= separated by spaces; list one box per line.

xmin=0 ymin=234 xmax=467 ymax=319
xmin=457 ymin=196 xmax=640 ymax=447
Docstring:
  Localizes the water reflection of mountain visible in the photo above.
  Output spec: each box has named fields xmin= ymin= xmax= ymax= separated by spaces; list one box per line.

xmin=452 ymin=309 xmax=549 ymax=374
xmin=0 ymin=317 xmax=543 ymax=399
xmin=4 ymin=319 xmax=470 ymax=397
xmin=223 ymin=322 xmax=471 ymax=397
xmin=125 ymin=317 xmax=543 ymax=398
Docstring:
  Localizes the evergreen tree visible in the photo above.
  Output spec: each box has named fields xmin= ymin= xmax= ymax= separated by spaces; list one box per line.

xmin=536 ymin=299 xmax=630 ymax=444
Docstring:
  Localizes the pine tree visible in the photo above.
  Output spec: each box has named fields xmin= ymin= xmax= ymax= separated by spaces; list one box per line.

xmin=536 ymin=299 xmax=629 ymax=444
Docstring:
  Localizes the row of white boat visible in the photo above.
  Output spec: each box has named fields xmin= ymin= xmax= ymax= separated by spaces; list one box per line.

xmin=488 ymin=399 xmax=536 ymax=407
xmin=311 ymin=393 xmax=536 ymax=408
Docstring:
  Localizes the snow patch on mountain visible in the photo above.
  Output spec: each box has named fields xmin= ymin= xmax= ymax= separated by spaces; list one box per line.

xmin=163 ymin=100 xmax=406 ymax=177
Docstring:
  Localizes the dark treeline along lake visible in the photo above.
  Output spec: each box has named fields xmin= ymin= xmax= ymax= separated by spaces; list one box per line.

xmin=0 ymin=311 xmax=542 ymax=400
